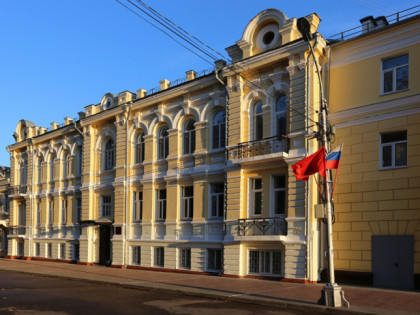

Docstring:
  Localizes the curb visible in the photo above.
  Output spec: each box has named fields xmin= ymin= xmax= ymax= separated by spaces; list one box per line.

xmin=0 ymin=267 xmax=378 ymax=315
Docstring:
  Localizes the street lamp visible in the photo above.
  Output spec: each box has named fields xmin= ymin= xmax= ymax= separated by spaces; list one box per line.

xmin=297 ymin=16 xmax=349 ymax=308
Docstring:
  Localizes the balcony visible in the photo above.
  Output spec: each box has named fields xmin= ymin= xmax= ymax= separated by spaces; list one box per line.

xmin=9 ymin=185 xmax=27 ymax=198
xmin=227 ymin=136 xmax=289 ymax=166
xmin=0 ymin=212 xmax=9 ymax=220
xmin=225 ymin=217 xmax=287 ymax=241
xmin=7 ymin=225 xmax=26 ymax=237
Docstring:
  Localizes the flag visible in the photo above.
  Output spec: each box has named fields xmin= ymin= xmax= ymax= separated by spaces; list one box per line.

xmin=326 ymin=144 xmax=343 ymax=170
xmin=292 ymin=146 xmax=326 ymax=182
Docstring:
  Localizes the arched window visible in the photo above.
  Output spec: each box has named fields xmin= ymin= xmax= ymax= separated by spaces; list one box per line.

xmin=19 ymin=160 xmax=27 ymax=186
xmin=66 ymin=153 xmax=71 ymax=177
xmin=76 ymin=147 xmax=83 ymax=176
xmin=253 ymin=101 xmax=263 ymax=140
xmin=135 ymin=133 xmax=145 ymax=164
xmin=63 ymin=152 xmax=69 ymax=178
xmin=158 ymin=126 xmax=169 ymax=160
xmin=275 ymin=94 xmax=287 ymax=137
xmin=49 ymin=155 xmax=55 ymax=181
xmin=212 ymin=111 xmax=225 ymax=149
xmin=104 ymin=139 xmax=115 ymax=170
xmin=183 ymin=120 xmax=196 ymax=155
xmin=37 ymin=157 xmax=43 ymax=184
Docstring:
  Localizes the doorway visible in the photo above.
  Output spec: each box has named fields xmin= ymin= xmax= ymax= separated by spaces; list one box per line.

xmin=99 ymin=225 xmax=111 ymax=265
xmin=372 ymin=235 xmax=414 ymax=289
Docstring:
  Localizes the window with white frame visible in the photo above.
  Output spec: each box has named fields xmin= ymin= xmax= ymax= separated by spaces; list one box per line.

xmin=61 ymin=199 xmax=67 ymax=224
xmin=179 ymin=248 xmax=191 ymax=269
xmin=275 ymin=94 xmax=287 ymax=137
xmin=101 ymin=196 xmax=112 ymax=217
xmin=210 ymin=183 xmax=224 ymax=218
xmin=35 ymin=243 xmax=40 ymax=257
xmin=135 ymin=133 xmax=145 ymax=164
xmin=17 ymin=242 xmax=24 ymax=256
xmin=60 ymin=243 xmax=65 ymax=259
xmin=250 ymin=178 xmax=262 ymax=216
xmin=253 ymin=101 xmax=264 ymax=140
xmin=272 ymin=175 xmax=286 ymax=215
xmin=133 ymin=191 xmax=143 ymax=221
xmin=36 ymin=202 xmax=41 ymax=226
xmin=76 ymin=147 xmax=83 ymax=176
xmin=248 ymin=250 xmax=282 ymax=275
xmin=132 ymin=246 xmax=141 ymax=265
xmin=47 ymin=243 xmax=52 ymax=258
xmin=182 ymin=186 xmax=193 ymax=220
xmin=37 ymin=158 xmax=43 ymax=184
xmin=157 ymin=189 xmax=166 ymax=221
xmin=382 ymin=54 xmax=408 ymax=94
xmin=104 ymin=139 xmax=115 ymax=170
xmin=154 ymin=247 xmax=164 ymax=267
xmin=207 ymin=248 xmax=222 ymax=271
xmin=75 ymin=197 xmax=81 ymax=223
xmin=183 ymin=120 xmax=196 ymax=155
xmin=158 ymin=126 xmax=169 ymax=160
xmin=212 ymin=111 xmax=225 ymax=150
xmin=18 ymin=203 xmax=26 ymax=226
xmin=380 ymin=131 xmax=407 ymax=169
xmin=48 ymin=200 xmax=53 ymax=225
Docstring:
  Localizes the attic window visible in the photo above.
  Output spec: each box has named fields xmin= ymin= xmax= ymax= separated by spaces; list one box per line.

xmin=263 ymin=31 xmax=275 ymax=45
xmin=256 ymin=23 xmax=280 ymax=50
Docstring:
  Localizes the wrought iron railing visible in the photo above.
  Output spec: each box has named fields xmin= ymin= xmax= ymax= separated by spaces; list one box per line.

xmin=228 ymin=135 xmax=289 ymax=160
xmin=0 ymin=212 xmax=9 ymax=220
xmin=9 ymin=185 xmax=27 ymax=195
xmin=329 ymin=5 xmax=420 ymax=41
xmin=7 ymin=225 xmax=26 ymax=236
xmin=237 ymin=217 xmax=287 ymax=236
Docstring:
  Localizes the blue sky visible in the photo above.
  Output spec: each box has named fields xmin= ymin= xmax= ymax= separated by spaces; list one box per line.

xmin=0 ymin=0 xmax=418 ymax=166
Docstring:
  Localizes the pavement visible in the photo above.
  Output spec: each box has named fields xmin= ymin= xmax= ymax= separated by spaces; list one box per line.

xmin=0 ymin=259 xmax=419 ymax=315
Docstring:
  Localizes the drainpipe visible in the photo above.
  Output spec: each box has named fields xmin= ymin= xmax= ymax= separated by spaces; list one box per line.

xmin=305 ymin=52 xmax=312 ymax=282
xmin=29 ymin=138 xmax=34 ymax=258
xmin=123 ymin=102 xmax=133 ymax=268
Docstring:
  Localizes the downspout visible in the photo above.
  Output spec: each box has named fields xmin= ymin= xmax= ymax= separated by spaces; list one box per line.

xmin=215 ymin=61 xmax=228 ymax=275
xmin=305 ymin=51 xmax=311 ymax=281
xmin=29 ymin=138 xmax=34 ymax=258
xmin=123 ymin=102 xmax=133 ymax=268
xmin=73 ymin=120 xmax=84 ymax=259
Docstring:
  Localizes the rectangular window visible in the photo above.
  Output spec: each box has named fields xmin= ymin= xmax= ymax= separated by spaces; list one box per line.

xmin=48 ymin=200 xmax=54 ymax=225
xmin=61 ymin=199 xmax=67 ymax=225
xmin=182 ymin=186 xmax=193 ymax=220
xmin=157 ymin=189 xmax=166 ymax=221
xmin=60 ymin=244 xmax=65 ymax=259
xmin=131 ymin=246 xmax=141 ymax=265
xmin=75 ymin=197 xmax=81 ymax=223
xmin=35 ymin=243 xmax=40 ymax=257
xmin=380 ymin=131 xmax=407 ymax=169
xmin=210 ymin=183 xmax=224 ymax=218
xmin=179 ymin=248 xmax=191 ymax=269
xmin=17 ymin=242 xmax=24 ymax=256
xmin=73 ymin=244 xmax=80 ymax=261
xmin=47 ymin=243 xmax=52 ymax=258
xmin=36 ymin=202 xmax=41 ymax=226
xmin=251 ymin=179 xmax=262 ymax=216
xmin=382 ymin=54 xmax=408 ymax=94
xmin=248 ymin=250 xmax=282 ymax=275
xmin=133 ymin=191 xmax=143 ymax=222
xmin=207 ymin=249 xmax=222 ymax=271
xmin=101 ymin=196 xmax=112 ymax=217
xmin=272 ymin=175 xmax=286 ymax=215
xmin=18 ymin=204 xmax=26 ymax=226
xmin=154 ymin=247 xmax=164 ymax=267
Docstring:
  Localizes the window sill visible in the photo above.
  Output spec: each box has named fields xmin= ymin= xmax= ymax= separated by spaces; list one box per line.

xmin=379 ymin=165 xmax=407 ymax=170
xmin=380 ymin=88 xmax=409 ymax=96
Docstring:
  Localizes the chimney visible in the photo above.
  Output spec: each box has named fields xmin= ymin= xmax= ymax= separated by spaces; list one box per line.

xmin=159 ymin=79 xmax=170 ymax=91
xmin=186 ymin=70 xmax=196 ymax=81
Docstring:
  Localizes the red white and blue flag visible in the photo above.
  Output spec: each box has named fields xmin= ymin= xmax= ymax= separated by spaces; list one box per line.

xmin=325 ymin=144 xmax=343 ymax=170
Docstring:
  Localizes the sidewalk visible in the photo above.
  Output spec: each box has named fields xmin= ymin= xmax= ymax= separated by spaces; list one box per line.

xmin=0 ymin=259 xmax=418 ymax=314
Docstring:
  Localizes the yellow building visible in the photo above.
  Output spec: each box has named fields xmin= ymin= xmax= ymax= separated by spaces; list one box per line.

xmin=4 ymin=7 xmax=419 ymax=288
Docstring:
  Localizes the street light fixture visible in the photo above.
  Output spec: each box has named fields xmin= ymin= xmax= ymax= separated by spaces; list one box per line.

xmin=297 ymin=16 xmax=349 ymax=308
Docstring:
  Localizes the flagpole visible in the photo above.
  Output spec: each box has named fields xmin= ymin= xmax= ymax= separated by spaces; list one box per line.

xmin=296 ymin=17 xmax=349 ymax=308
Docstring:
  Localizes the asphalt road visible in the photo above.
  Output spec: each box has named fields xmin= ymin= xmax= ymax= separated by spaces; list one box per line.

xmin=0 ymin=271 xmax=324 ymax=315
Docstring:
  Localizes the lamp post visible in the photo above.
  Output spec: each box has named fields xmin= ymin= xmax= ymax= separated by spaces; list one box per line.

xmin=297 ymin=17 xmax=349 ymax=308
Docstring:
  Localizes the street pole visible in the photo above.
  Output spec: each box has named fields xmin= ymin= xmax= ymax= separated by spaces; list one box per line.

xmin=297 ymin=17 xmax=349 ymax=308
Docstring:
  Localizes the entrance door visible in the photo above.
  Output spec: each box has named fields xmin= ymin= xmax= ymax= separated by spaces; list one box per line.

xmin=99 ymin=225 xmax=111 ymax=265
xmin=372 ymin=235 xmax=414 ymax=289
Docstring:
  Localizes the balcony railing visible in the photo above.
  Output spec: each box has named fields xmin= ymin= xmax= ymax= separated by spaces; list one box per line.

xmin=7 ymin=225 xmax=26 ymax=236
xmin=237 ymin=217 xmax=287 ymax=236
xmin=228 ymin=135 xmax=289 ymax=160
xmin=9 ymin=185 xmax=27 ymax=195
xmin=0 ymin=212 xmax=9 ymax=220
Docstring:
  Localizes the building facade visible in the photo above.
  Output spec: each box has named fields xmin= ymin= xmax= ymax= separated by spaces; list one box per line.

xmin=0 ymin=166 xmax=10 ymax=257
xmin=4 ymin=7 xmax=420 ymax=288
